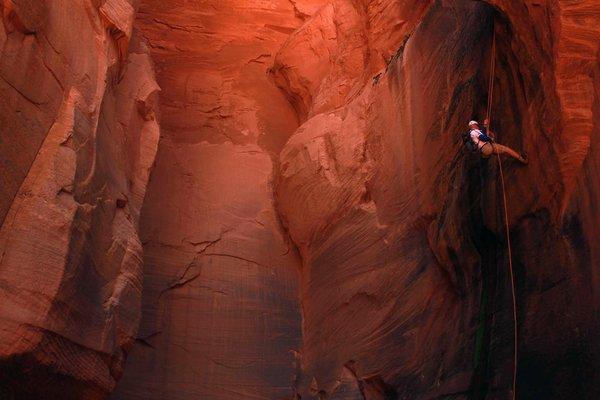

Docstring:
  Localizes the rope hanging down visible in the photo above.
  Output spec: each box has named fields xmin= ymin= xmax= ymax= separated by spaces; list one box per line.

xmin=486 ymin=27 xmax=518 ymax=400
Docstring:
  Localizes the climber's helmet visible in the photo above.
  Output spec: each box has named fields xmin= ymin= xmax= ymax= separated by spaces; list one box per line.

xmin=468 ymin=120 xmax=479 ymax=129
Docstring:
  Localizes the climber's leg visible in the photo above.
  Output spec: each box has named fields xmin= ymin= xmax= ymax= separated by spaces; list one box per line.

xmin=480 ymin=142 xmax=527 ymax=164
xmin=480 ymin=143 xmax=494 ymax=158
xmin=492 ymin=143 xmax=528 ymax=164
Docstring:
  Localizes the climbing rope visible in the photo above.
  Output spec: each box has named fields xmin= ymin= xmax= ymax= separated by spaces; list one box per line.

xmin=486 ymin=31 xmax=496 ymax=127
xmin=487 ymin=27 xmax=518 ymax=400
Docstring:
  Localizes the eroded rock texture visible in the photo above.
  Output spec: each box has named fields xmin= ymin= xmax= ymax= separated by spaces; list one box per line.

xmin=1 ymin=0 xmax=599 ymax=399
xmin=273 ymin=1 xmax=600 ymax=399
xmin=112 ymin=1 xmax=325 ymax=399
xmin=0 ymin=1 xmax=159 ymax=398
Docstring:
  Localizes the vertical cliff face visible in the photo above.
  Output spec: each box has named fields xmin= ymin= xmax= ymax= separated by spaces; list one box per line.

xmin=112 ymin=1 xmax=325 ymax=399
xmin=0 ymin=1 xmax=160 ymax=398
xmin=1 ymin=0 xmax=599 ymax=399
xmin=274 ymin=2 xmax=494 ymax=397
xmin=273 ymin=0 xmax=600 ymax=398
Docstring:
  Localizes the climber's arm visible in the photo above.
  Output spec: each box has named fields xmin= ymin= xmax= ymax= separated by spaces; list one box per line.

xmin=483 ymin=118 xmax=495 ymax=140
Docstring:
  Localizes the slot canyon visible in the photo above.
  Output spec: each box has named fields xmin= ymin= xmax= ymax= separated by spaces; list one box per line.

xmin=0 ymin=0 xmax=598 ymax=399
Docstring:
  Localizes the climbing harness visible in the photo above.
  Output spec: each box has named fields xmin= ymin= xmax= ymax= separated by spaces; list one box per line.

xmin=487 ymin=27 xmax=519 ymax=400
xmin=479 ymin=142 xmax=493 ymax=157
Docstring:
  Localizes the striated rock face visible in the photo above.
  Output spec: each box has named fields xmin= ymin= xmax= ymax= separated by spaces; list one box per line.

xmin=111 ymin=1 xmax=326 ymax=399
xmin=0 ymin=0 xmax=160 ymax=398
xmin=273 ymin=0 xmax=600 ymax=398
xmin=1 ymin=0 xmax=599 ymax=399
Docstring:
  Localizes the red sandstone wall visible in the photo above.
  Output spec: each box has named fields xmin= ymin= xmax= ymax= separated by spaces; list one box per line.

xmin=112 ymin=1 xmax=326 ymax=399
xmin=0 ymin=1 xmax=598 ymax=399
xmin=273 ymin=0 xmax=600 ymax=398
xmin=0 ymin=1 xmax=160 ymax=398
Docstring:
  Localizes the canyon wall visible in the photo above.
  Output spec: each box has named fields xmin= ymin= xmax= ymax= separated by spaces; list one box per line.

xmin=0 ymin=0 xmax=160 ymax=398
xmin=272 ymin=0 xmax=600 ymax=398
xmin=0 ymin=0 xmax=598 ymax=399
xmin=112 ymin=1 xmax=326 ymax=399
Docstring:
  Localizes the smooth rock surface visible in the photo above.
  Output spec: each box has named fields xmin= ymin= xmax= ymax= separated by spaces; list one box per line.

xmin=1 ymin=1 xmax=599 ymax=399
xmin=0 ymin=1 xmax=160 ymax=398
xmin=112 ymin=1 xmax=326 ymax=399
xmin=274 ymin=1 xmax=600 ymax=398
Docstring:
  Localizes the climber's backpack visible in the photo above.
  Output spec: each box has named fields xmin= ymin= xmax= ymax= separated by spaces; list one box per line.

xmin=462 ymin=131 xmax=476 ymax=152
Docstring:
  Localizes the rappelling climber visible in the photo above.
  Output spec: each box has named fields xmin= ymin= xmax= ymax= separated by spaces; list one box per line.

xmin=465 ymin=119 xmax=528 ymax=164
